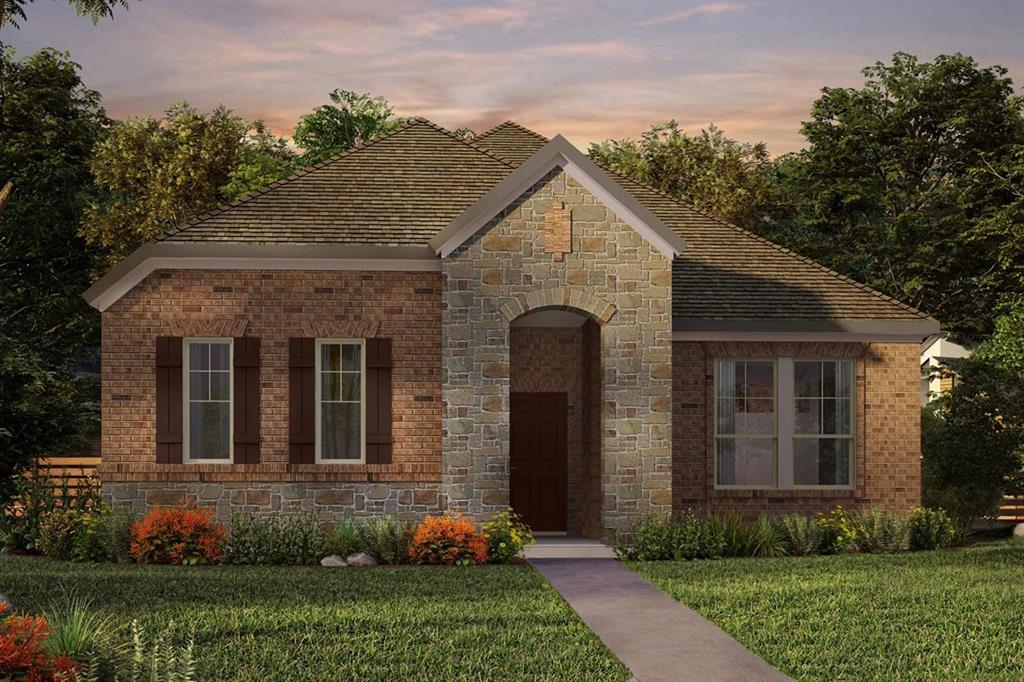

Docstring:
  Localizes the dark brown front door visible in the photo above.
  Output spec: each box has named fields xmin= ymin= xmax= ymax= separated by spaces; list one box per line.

xmin=510 ymin=392 xmax=568 ymax=532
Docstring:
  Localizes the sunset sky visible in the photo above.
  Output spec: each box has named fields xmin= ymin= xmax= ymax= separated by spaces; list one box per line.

xmin=6 ymin=0 xmax=1023 ymax=154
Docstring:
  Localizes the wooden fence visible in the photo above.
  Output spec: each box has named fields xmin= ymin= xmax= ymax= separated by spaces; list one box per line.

xmin=997 ymin=496 xmax=1024 ymax=523
xmin=35 ymin=456 xmax=101 ymax=493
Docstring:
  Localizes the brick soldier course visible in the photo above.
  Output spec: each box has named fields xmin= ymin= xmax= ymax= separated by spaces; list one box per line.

xmin=86 ymin=119 xmax=938 ymax=539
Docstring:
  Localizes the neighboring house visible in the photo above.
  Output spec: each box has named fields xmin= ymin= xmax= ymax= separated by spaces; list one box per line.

xmin=84 ymin=120 xmax=939 ymax=540
xmin=920 ymin=333 xmax=972 ymax=405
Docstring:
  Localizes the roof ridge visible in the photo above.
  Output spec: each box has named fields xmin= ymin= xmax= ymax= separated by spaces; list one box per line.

xmin=158 ymin=117 xmax=430 ymax=240
xmin=598 ymin=165 xmax=934 ymax=321
xmin=476 ymin=120 xmax=550 ymax=144
xmin=412 ymin=118 xmax=518 ymax=169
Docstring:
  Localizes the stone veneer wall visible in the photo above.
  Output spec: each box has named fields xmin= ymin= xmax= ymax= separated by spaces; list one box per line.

xmin=509 ymin=324 xmax=601 ymax=536
xmin=672 ymin=341 xmax=921 ymax=514
xmin=100 ymin=269 xmax=444 ymax=517
xmin=442 ymin=169 xmax=674 ymax=539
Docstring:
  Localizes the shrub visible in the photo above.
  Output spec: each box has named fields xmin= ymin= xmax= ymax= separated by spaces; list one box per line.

xmin=720 ymin=512 xmax=786 ymax=558
xmin=37 ymin=508 xmax=80 ymax=561
xmin=672 ymin=512 xmax=726 ymax=561
xmin=225 ymin=514 xmax=322 ymax=565
xmin=323 ymin=517 xmax=362 ymax=558
xmin=851 ymin=509 xmax=908 ymax=553
xmin=482 ymin=509 xmax=535 ymax=564
xmin=359 ymin=516 xmax=414 ymax=565
xmin=615 ymin=514 xmax=674 ymax=560
xmin=816 ymin=506 xmax=856 ymax=554
xmin=408 ymin=512 xmax=487 ymax=565
xmin=906 ymin=507 xmax=959 ymax=551
xmin=131 ymin=504 xmax=226 ymax=565
xmin=96 ymin=509 xmax=137 ymax=563
xmin=0 ymin=601 xmax=77 ymax=679
xmin=0 ymin=470 xmax=102 ymax=553
xmin=776 ymin=514 xmax=823 ymax=556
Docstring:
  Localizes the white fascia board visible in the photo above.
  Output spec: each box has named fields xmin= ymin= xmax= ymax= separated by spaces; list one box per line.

xmin=84 ymin=242 xmax=440 ymax=312
xmin=431 ymin=135 xmax=685 ymax=259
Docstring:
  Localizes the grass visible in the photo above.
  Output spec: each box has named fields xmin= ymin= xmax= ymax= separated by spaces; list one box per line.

xmin=0 ymin=556 xmax=628 ymax=681
xmin=631 ymin=541 xmax=1024 ymax=681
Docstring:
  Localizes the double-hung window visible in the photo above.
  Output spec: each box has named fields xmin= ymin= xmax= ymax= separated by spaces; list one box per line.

xmin=183 ymin=338 xmax=232 ymax=463
xmin=715 ymin=360 xmax=776 ymax=487
xmin=315 ymin=339 xmax=365 ymax=462
xmin=715 ymin=358 xmax=854 ymax=489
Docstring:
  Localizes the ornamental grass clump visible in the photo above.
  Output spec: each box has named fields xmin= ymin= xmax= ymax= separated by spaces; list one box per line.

xmin=131 ymin=504 xmax=226 ymax=565
xmin=851 ymin=508 xmax=908 ymax=553
xmin=776 ymin=514 xmax=823 ymax=556
xmin=720 ymin=512 xmax=786 ymax=558
xmin=408 ymin=512 xmax=488 ymax=565
xmin=482 ymin=509 xmax=534 ymax=563
xmin=359 ymin=516 xmax=414 ymax=565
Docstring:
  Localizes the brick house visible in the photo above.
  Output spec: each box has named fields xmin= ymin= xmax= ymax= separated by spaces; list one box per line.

xmin=84 ymin=119 xmax=938 ymax=541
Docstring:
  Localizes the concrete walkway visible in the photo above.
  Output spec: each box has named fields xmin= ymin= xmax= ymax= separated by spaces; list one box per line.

xmin=530 ymin=556 xmax=789 ymax=682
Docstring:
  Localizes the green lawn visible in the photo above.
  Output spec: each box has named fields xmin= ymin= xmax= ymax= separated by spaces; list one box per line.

xmin=0 ymin=557 xmax=628 ymax=681
xmin=631 ymin=542 xmax=1024 ymax=681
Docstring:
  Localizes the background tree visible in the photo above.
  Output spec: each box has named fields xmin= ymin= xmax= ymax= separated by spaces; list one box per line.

xmin=293 ymin=89 xmax=406 ymax=166
xmin=774 ymin=52 xmax=1024 ymax=337
xmin=589 ymin=121 xmax=785 ymax=232
xmin=81 ymin=104 xmax=295 ymax=269
xmin=0 ymin=48 xmax=107 ymax=493
xmin=922 ymin=306 xmax=1024 ymax=519
xmin=1 ymin=0 xmax=128 ymax=29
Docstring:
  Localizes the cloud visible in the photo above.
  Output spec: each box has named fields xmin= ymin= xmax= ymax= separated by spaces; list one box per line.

xmin=635 ymin=2 xmax=746 ymax=27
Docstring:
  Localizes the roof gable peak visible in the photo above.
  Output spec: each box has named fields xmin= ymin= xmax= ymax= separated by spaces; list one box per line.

xmin=430 ymin=134 xmax=686 ymax=259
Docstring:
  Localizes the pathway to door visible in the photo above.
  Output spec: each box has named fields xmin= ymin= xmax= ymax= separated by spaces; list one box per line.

xmin=529 ymin=547 xmax=789 ymax=682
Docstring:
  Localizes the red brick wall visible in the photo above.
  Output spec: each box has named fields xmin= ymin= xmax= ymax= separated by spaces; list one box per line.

xmin=672 ymin=341 xmax=921 ymax=515
xmin=100 ymin=269 xmax=443 ymax=484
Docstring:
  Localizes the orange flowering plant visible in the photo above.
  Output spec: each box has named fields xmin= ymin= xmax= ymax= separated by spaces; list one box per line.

xmin=0 ymin=602 xmax=77 ymax=681
xmin=407 ymin=512 xmax=488 ymax=565
xmin=130 ymin=503 xmax=227 ymax=565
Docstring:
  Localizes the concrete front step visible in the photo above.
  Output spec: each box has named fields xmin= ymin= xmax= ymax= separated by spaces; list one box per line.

xmin=524 ymin=537 xmax=618 ymax=559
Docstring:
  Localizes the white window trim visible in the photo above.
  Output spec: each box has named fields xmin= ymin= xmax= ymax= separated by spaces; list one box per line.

xmin=314 ymin=338 xmax=367 ymax=464
xmin=714 ymin=357 xmax=856 ymax=490
xmin=182 ymin=337 xmax=233 ymax=464
xmin=713 ymin=358 xmax=779 ymax=490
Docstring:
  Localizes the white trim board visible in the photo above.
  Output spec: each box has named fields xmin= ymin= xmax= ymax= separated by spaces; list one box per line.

xmin=83 ymin=243 xmax=441 ymax=312
xmin=429 ymin=135 xmax=685 ymax=259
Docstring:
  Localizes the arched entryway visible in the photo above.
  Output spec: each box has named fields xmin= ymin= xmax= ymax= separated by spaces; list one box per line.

xmin=509 ymin=307 xmax=603 ymax=538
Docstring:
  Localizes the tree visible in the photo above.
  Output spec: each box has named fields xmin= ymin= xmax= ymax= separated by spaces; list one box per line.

xmin=81 ymin=104 xmax=295 ymax=269
xmin=293 ymin=89 xmax=406 ymax=166
xmin=589 ymin=121 xmax=784 ymax=232
xmin=1 ymin=0 xmax=128 ymax=29
xmin=0 ymin=48 xmax=107 ymax=492
xmin=923 ymin=306 xmax=1024 ymax=519
xmin=775 ymin=53 xmax=1024 ymax=337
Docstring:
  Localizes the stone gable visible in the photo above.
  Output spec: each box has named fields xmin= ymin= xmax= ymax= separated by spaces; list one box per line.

xmin=441 ymin=168 xmax=674 ymax=539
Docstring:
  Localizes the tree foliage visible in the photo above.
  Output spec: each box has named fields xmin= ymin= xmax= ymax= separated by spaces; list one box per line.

xmin=293 ymin=89 xmax=406 ymax=167
xmin=1 ymin=0 xmax=128 ymax=29
xmin=589 ymin=121 xmax=782 ymax=231
xmin=923 ymin=306 xmax=1024 ymax=519
xmin=0 ymin=48 xmax=106 ymax=491
xmin=81 ymin=104 xmax=294 ymax=269
xmin=774 ymin=52 xmax=1024 ymax=336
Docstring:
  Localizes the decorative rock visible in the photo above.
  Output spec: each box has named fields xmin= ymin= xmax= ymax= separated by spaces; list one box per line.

xmin=346 ymin=552 xmax=378 ymax=567
xmin=1013 ymin=523 xmax=1024 ymax=539
xmin=320 ymin=555 xmax=346 ymax=567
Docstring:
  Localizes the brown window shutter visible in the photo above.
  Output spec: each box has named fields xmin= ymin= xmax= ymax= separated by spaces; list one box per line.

xmin=233 ymin=337 xmax=261 ymax=464
xmin=365 ymin=338 xmax=393 ymax=464
xmin=288 ymin=338 xmax=316 ymax=464
xmin=155 ymin=336 xmax=183 ymax=464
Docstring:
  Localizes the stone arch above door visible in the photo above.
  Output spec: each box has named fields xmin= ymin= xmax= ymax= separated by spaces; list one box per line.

xmin=498 ymin=288 xmax=617 ymax=325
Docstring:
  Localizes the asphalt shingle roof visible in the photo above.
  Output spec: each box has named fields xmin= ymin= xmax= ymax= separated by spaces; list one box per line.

xmin=161 ymin=117 xmax=929 ymax=322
